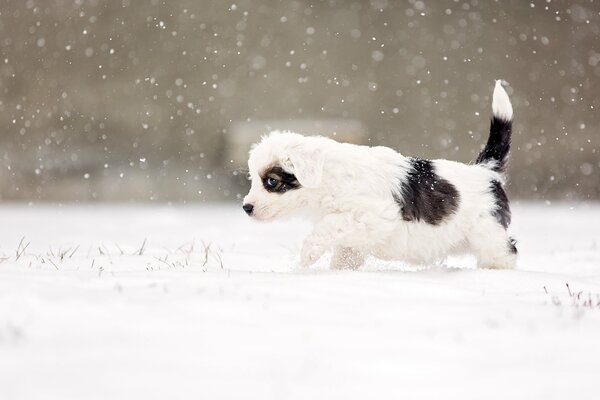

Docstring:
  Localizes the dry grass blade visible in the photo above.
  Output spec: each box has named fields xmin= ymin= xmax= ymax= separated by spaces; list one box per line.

xmin=176 ymin=239 xmax=195 ymax=256
xmin=115 ymin=243 xmax=125 ymax=255
xmin=48 ymin=259 xmax=59 ymax=270
xmin=153 ymin=255 xmax=171 ymax=268
xmin=134 ymin=238 xmax=147 ymax=256
xmin=201 ymin=240 xmax=212 ymax=267
xmin=213 ymin=250 xmax=224 ymax=270
xmin=15 ymin=237 xmax=30 ymax=261
xmin=68 ymin=245 xmax=80 ymax=258
xmin=59 ymin=247 xmax=70 ymax=262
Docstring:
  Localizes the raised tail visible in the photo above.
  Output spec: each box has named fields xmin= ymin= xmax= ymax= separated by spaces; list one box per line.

xmin=476 ymin=80 xmax=513 ymax=173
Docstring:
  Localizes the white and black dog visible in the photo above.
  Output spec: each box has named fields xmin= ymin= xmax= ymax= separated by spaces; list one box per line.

xmin=243 ymin=80 xmax=516 ymax=270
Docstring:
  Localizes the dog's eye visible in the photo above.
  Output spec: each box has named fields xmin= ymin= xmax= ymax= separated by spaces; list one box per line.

xmin=265 ymin=177 xmax=278 ymax=189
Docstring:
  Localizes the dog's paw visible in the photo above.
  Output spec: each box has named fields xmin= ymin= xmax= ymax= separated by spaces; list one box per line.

xmin=300 ymin=241 xmax=325 ymax=267
xmin=330 ymin=247 xmax=365 ymax=270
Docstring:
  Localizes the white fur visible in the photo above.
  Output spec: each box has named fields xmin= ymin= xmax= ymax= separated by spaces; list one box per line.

xmin=243 ymin=84 xmax=516 ymax=270
xmin=492 ymin=80 xmax=513 ymax=121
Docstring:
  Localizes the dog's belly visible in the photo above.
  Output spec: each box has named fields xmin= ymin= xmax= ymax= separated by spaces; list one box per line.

xmin=371 ymin=220 xmax=468 ymax=264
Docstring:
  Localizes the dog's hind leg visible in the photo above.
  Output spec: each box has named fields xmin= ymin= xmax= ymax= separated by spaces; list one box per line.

xmin=331 ymin=246 xmax=365 ymax=270
xmin=468 ymin=218 xmax=517 ymax=269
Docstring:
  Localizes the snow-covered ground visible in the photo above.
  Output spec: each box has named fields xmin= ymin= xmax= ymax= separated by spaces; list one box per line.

xmin=1 ymin=202 xmax=599 ymax=400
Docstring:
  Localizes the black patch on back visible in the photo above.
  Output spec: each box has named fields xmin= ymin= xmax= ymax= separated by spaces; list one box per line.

xmin=395 ymin=158 xmax=460 ymax=225
xmin=261 ymin=165 xmax=301 ymax=193
xmin=490 ymin=180 xmax=511 ymax=229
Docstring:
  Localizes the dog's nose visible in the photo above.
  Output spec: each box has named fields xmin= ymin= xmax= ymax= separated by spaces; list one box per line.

xmin=242 ymin=203 xmax=254 ymax=215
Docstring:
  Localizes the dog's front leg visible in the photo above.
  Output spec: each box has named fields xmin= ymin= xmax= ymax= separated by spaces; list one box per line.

xmin=300 ymin=212 xmax=368 ymax=268
xmin=300 ymin=237 xmax=328 ymax=267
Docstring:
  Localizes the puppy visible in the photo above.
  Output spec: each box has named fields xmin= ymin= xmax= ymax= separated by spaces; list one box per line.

xmin=243 ymin=80 xmax=517 ymax=270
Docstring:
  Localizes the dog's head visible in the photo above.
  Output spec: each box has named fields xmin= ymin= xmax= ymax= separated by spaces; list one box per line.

xmin=242 ymin=131 xmax=325 ymax=221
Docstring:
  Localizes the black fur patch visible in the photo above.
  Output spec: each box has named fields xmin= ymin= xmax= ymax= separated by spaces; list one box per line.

xmin=261 ymin=165 xmax=301 ymax=193
xmin=476 ymin=116 xmax=512 ymax=173
xmin=508 ymin=236 xmax=518 ymax=254
xmin=395 ymin=158 xmax=460 ymax=225
xmin=489 ymin=180 xmax=511 ymax=229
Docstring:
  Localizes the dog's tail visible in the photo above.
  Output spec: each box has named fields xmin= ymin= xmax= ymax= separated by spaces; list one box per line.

xmin=476 ymin=80 xmax=513 ymax=174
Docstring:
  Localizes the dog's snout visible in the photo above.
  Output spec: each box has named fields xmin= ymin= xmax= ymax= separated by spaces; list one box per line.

xmin=242 ymin=203 xmax=254 ymax=215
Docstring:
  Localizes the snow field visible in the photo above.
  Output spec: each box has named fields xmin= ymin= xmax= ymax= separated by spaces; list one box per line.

xmin=1 ymin=202 xmax=600 ymax=400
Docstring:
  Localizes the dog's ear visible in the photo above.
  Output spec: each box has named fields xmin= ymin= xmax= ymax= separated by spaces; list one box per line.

xmin=283 ymin=143 xmax=324 ymax=189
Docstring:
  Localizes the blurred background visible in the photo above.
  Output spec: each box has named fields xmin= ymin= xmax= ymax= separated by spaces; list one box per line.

xmin=0 ymin=0 xmax=598 ymax=203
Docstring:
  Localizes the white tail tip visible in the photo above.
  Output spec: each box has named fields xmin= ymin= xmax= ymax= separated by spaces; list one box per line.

xmin=492 ymin=80 xmax=513 ymax=121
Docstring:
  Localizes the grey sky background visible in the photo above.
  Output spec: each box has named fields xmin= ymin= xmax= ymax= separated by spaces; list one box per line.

xmin=1 ymin=0 xmax=598 ymax=202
